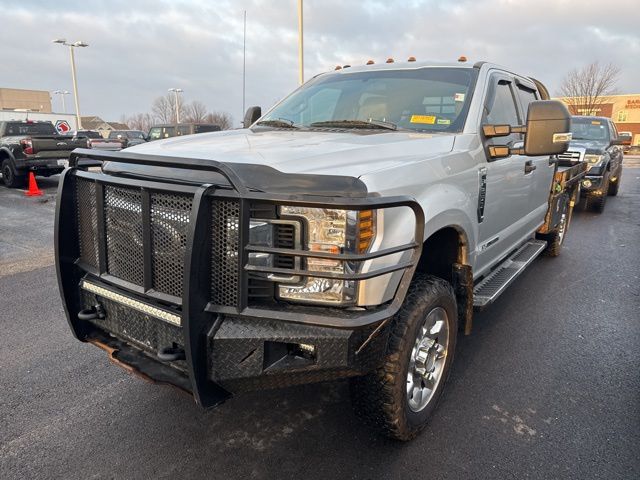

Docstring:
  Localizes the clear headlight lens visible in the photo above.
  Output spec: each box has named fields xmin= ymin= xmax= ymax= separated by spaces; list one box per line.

xmin=584 ymin=154 xmax=603 ymax=171
xmin=277 ymin=206 xmax=376 ymax=305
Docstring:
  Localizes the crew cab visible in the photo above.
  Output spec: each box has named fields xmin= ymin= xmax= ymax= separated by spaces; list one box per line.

xmin=108 ymin=130 xmax=147 ymax=148
xmin=71 ymin=130 xmax=123 ymax=151
xmin=56 ymin=60 xmax=585 ymax=440
xmin=558 ymin=116 xmax=624 ymax=213
xmin=0 ymin=120 xmax=87 ymax=187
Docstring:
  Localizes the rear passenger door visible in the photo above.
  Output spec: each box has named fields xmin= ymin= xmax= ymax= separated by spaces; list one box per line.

xmin=476 ymin=73 xmax=533 ymax=272
xmin=514 ymin=80 xmax=556 ymax=223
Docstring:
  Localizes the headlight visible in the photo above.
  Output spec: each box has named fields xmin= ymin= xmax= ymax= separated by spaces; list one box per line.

xmin=276 ymin=206 xmax=376 ymax=305
xmin=584 ymin=154 xmax=603 ymax=171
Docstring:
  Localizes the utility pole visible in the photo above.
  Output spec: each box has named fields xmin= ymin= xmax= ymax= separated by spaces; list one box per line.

xmin=242 ymin=10 xmax=247 ymax=118
xmin=298 ymin=0 xmax=304 ymax=85
xmin=53 ymin=39 xmax=89 ymax=129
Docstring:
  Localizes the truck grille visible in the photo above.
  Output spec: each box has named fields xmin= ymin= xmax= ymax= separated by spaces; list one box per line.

xmin=558 ymin=151 xmax=581 ymax=162
xmin=74 ymin=177 xmax=292 ymax=308
xmin=104 ymin=185 xmax=145 ymax=286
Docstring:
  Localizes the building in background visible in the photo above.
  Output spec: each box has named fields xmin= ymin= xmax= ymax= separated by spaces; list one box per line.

xmin=557 ymin=94 xmax=640 ymax=146
xmin=81 ymin=116 xmax=129 ymax=137
xmin=0 ymin=88 xmax=52 ymax=113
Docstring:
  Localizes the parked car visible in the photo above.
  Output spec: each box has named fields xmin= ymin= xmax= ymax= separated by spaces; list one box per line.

xmin=56 ymin=60 xmax=585 ymax=441
xmin=71 ymin=130 xmax=122 ymax=151
xmin=557 ymin=116 xmax=624 ymax=213
xmin=108 ymin=130 xmax=147 ymax=148
xmin=147 ymin=123 xmax=221 ymax=141
xmin=0 ymin=120 xmax=86 ymax=187
xmin=618 ymin=131 xmax=633 ymax=153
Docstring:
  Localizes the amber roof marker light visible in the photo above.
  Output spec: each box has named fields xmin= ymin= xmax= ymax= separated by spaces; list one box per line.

xmin=458 ymin=55 xmax=468 ymax=62
xmin=408 ymin=56 xmax=417 ymax=62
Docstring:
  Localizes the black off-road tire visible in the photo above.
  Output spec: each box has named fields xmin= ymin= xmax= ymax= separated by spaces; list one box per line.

xmin=1 ymin=159 xmax=26 ymax=188
xmin=585 ymin=173 xmax=609 ymax=213
xmin=350 ymin=274 xmax=458 ymax=441
xmin=607 ymin=169 xmax=621 ymax=196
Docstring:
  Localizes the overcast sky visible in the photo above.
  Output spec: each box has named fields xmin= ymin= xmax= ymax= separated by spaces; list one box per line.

xmin=2 ymin=0 xmax=638 ymax=125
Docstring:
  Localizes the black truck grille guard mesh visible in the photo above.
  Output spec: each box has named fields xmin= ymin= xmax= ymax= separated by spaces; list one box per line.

xmin=75 ymin=177 xmax=240 ymax=306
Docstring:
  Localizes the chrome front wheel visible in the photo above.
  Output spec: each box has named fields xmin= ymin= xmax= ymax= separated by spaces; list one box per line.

xmin=406 ymin=306 xmax=450 ymax=412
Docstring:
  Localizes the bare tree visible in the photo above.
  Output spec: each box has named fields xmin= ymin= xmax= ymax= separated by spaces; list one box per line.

xmin=126 ymin=112 xmax=154 ymax=132
xmin=151 ymin=93 xmax=185 ymax=123
xmin=559 ymin=62 xmax=620 ymax=116
xmin=204 ymin=111 xmax=233 ymax=130
xmin=183 ymin=100 xmax=208 ymax=123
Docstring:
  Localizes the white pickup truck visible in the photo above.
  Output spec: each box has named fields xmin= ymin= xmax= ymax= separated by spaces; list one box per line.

xmin=56 ymin=60 xmax=585 ymax=440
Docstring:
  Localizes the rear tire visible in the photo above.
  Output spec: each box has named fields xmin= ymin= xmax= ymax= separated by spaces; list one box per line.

xmin=350 ymin=274 xmax=458 ymax=441
xmin=1 ymin=159 xmax=26 ymax=188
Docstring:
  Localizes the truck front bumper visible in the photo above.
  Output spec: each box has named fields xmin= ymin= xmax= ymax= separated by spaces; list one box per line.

xmin=580 ymin=175 xmax=604 ymax=194
xmin=56 ymin=149 xmax=423 ymax=408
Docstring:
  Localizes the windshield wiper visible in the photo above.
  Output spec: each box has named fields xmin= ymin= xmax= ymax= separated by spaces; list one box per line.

xmin=255 ymin=118 xmax=298 ymax=129
xmin=309 ymin=119 xmax=398 ymax=131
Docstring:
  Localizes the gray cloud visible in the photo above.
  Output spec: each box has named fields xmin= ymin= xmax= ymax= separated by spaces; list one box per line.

xmin=1 ymin=0 xmax=637 ymax=125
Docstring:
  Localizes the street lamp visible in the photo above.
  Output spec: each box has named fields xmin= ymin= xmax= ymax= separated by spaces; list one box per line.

xmin=168 ymin=88 xmax=183 ymax=123
xmin=52 ymin=90 xmax=70 ymax=113
xmin=53 ymin=39 xmax=89 ymax=129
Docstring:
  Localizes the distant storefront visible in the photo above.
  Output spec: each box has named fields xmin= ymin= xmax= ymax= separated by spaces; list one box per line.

xmin=0 ymin=88 xmax=52 ymax=113
xmin=556 ymin=94 xmax=640 ymax=146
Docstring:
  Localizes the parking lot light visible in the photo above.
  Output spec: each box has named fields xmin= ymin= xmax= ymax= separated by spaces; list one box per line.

xmin=53 ymin=39 xmax=89 ymax=129
xmin=52 ymin=90 xmax=70 ymax=113
xmin=168 ymin=88 xmax=183 ymax=123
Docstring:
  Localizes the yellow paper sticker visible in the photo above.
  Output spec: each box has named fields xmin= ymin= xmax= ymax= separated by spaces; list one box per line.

xmin=437 ymin=118 xmax=451 ymax=125
xmin=410 ymin=115 xmax=436 ymax=124
xmin=591 ymin=121 xmax=601 ymax=125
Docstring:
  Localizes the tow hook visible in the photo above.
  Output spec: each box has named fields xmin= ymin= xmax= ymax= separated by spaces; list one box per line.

xmin=77 ymin=304 xmax=106 ymax=321
xmin=157 ymin=346 xmax=186 ymax=362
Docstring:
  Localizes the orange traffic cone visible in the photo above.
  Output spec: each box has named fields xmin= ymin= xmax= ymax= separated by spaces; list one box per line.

xmin=25 ymin=172 xmax=43 ymax=197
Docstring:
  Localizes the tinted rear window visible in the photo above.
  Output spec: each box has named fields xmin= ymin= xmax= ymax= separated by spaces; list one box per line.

xmin=4 ymin=122 xmax=56 ymax=136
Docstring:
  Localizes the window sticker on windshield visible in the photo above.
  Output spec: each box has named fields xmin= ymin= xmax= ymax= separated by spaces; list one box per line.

xmin=410 ymin=115 xmax=436 ymax=124
xmin=437 ymin=118 xmax=451 ymax=125
xmin=454 ymin=93 xmax=465 ymax=102
xmin=591 ymin=121 xmax=601 ymax=125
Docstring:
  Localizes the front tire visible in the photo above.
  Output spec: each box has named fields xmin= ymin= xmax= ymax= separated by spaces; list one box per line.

xmin=350 ymin=274 xmax=458 ymax=441
xmin=585 ymin=173 xmax=609 ymax=213
xmin=1 ymin=159 xmax=26 ymax=188
xmin=607 ymin=169 xmax=621 ymax=196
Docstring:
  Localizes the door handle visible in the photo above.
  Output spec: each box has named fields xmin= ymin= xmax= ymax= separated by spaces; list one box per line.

xmin=524 ymin=160 xmax=536 ymax=174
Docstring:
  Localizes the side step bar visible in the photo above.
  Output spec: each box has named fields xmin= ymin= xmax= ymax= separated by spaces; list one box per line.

xmin=473 ymin=239 xmax=547 ymax=309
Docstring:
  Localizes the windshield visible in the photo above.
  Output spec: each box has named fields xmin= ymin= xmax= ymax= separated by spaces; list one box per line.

xmin=126 ymin=131 xmax=145 ymax=139
xmin=5 ymin=122 xmax=56 ymax=136
xmin=570 ymin=118 xmax=610 ymax=141
xmin=260 ymin=67 xmax=476 ymax=132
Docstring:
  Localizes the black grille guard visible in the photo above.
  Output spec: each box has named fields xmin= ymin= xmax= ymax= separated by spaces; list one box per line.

xmin=55 ymin=148 xmax=425 ymax=407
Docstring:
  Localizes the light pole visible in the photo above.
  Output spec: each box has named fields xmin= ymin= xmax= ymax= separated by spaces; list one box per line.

xmin=53 ymin=39 xmax=89 ymax=129
xmin=297 ymin=0 xmax=304 ymax=85
xmin=168 ymin=88 xmax=183 ymax=123
xmin=53 ymin=90 xmax=70 ymax=113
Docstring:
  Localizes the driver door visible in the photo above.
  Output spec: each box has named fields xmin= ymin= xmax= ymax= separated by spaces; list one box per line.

xmin=475 ymin=73 xmax=535 ymax=273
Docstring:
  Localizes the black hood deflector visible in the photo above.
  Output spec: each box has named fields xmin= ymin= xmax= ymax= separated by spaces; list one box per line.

xmin=70 ymin=148 xmax=369 ymax=198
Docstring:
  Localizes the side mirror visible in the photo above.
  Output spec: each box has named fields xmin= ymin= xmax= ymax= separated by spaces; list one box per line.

xmin=243 ymin=106 xmax=262 ymax=127
xmin=523 ymin=100 xmax=572 ymax=156
xmin=611 ymin=138 xmax=625 ymax=146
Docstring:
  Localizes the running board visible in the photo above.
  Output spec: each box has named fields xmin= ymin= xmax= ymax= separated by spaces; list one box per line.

xmin=473 ymin=239 xmax=547 ymax=309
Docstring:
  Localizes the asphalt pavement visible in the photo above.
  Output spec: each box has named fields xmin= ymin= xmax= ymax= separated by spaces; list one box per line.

xmin=1 ymin=165 xmax=639 ymax=480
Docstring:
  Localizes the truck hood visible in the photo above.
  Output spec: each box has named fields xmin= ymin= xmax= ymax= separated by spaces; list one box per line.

xmin=568 ymin=139 xmax=608 ymax=155
xmin=124 ymin=128 xmax=455 ymax=179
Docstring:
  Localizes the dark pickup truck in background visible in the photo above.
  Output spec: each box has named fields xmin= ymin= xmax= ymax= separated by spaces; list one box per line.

xmin=0 ymin=120 xmax=87 ymax=188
